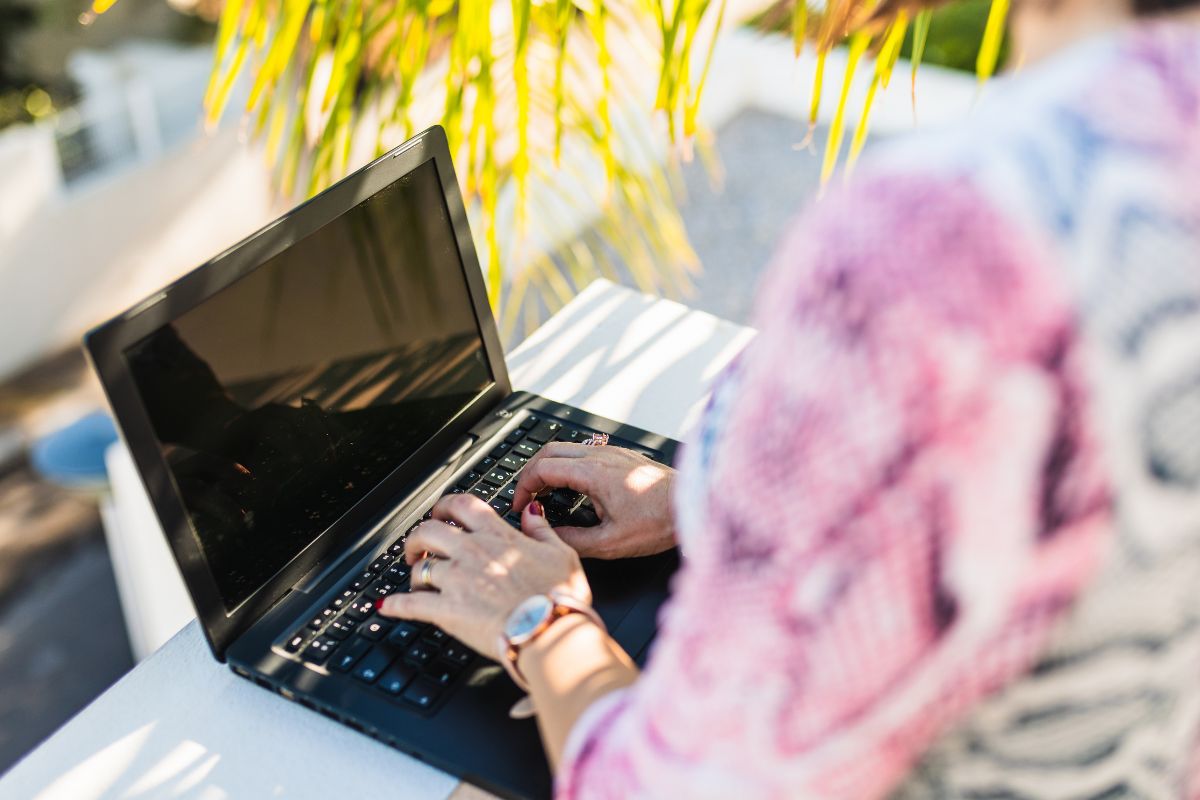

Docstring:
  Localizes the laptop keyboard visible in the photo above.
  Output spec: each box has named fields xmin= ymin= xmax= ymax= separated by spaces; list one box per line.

xmin=281 ymin=413 xmax=653 ymax=714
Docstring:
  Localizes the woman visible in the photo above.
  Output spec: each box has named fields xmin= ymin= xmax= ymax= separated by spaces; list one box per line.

xmin=382 ymin=0 xmax=1200 ymax=796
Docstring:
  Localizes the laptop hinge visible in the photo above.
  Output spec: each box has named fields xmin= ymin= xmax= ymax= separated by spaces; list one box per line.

xmin=290 ymin=433 xmax=478 ymax=594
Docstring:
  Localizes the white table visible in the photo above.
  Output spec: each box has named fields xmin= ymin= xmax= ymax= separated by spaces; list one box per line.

xmin=0 ymin=280 xmax=754 ymax=799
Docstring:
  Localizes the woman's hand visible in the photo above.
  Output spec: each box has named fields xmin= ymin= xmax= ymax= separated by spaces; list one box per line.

xmin=377 ymin=494 xmax=589 ymax=658
xmin=512 ymin=444 xmax=676 ymax=560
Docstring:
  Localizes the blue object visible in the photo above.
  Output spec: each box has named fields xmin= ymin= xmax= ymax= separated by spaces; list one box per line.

xmin=30 ymin=411 xmax=119 ymax=488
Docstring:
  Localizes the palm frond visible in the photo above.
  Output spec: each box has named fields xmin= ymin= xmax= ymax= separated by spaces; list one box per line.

xmin=91 ymin=0 xmax=1012 ymax=336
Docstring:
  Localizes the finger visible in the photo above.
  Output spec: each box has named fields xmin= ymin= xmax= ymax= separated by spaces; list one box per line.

xmin=378 ymin=590 xmax=445 ymax=625
xmin=431 ymin=492 xmax=500 ymax=531
xmin=512 ymin=457 xmax=595 ymax=512
xmin=521 ymin=501 xmax=561 ymax=544
xmin=404 ymin=522 xmax=465 ymax=565
xmin=531 ymin=442 xmax=594 ymax=460
xmin=553 ymin=525 xmax=609 ymax=558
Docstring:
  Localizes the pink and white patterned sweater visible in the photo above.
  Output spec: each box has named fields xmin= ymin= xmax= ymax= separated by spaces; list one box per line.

xmin=557 ymin=23 xmax=1200 ymax=800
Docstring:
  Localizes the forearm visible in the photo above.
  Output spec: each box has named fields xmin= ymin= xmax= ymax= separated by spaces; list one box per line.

xmin=518 ymin=613 xmax=639 ymax=770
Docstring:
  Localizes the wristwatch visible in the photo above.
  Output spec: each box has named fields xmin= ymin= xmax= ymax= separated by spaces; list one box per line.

xmin=497 ymin=591 xmax=606 ymax=692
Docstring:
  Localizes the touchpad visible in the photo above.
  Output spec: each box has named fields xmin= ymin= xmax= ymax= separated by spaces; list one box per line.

xmin=584 ymin=550 xmax=679 ymax=654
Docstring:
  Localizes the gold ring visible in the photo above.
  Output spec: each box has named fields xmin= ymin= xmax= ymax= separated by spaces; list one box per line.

xmin=416 ymin=555 xmax=440 ymax=592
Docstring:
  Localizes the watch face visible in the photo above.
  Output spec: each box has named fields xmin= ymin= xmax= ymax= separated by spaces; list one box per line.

xmin=505 ymin=594 xmax=554 ymax=641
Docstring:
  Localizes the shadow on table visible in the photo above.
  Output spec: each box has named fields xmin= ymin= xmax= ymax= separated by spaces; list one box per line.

xmin=8 ymin=624 xmax=457 ymax=800
xmin=507 ymin=282 xmax=755 ymax=442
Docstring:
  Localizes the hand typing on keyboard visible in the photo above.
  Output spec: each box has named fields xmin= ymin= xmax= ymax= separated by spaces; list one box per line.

xmin=511 ymin=444 xmax=676 ymax=560
xmin=377 ymin=494 xmax=590 ymax=659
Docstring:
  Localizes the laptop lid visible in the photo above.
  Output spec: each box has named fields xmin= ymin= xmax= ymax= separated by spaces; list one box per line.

xmin=86 ymin=127 xmax=511 ymax=659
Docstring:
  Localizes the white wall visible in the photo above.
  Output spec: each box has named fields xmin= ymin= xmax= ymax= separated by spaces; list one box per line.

xmin=0 ymin=129 xmax=277 ymax=379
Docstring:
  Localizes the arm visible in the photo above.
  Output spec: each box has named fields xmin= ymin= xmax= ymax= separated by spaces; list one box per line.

xmin=552 ymin=172 xmax=1112 ymax=798
xmin=519 ymin=612 xmax=638 ymax=770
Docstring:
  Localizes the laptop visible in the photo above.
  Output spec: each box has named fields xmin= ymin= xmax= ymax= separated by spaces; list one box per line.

xmin=85 ymin=125 xmax=679 ymax=800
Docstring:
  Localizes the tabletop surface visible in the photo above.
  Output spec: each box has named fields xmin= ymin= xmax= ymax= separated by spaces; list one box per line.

xmin=0 ymin=280 xmax=754 ymax=800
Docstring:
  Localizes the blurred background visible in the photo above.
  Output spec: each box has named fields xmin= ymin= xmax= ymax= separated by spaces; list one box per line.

xmin=0 ymin=0 xmax=998 ymax=776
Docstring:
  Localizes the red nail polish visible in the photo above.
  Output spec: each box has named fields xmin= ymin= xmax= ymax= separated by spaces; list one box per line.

xmin=374 ymin=598 xmax=385 ymax=610
xmin=528 ymin=501 xmax=544 ymax=517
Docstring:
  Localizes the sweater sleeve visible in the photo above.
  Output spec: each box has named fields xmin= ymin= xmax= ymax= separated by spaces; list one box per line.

xmin=554 ymin=172 xmax=1112 ymax=800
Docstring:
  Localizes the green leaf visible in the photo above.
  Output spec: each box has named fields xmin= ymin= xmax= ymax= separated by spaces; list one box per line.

xmin=977 ymin=0 xmax=1010 ymax=82
xmin=820 ymin=30 xmax=869 ymax=185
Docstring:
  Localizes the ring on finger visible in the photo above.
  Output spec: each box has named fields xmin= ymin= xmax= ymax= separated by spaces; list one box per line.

xmin=415 ymin=555 xmax=441 ymax=592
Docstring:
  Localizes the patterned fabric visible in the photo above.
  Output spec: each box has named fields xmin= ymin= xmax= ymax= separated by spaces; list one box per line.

xmin=556 ymin=22 xmax=1200 ymax=800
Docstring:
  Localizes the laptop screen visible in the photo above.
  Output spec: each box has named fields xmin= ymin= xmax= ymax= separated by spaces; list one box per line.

xmin=123 ymin=159 xmax=494 ymax=613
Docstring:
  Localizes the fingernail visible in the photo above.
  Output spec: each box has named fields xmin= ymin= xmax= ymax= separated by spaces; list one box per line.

xmin=374 ymin=598 xmax=385 ymax=610
xmin=527 ymin=501 xmax=544 ymax=517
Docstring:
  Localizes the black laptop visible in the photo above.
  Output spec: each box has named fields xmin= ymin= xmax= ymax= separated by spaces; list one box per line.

xmin=85 ymin=125 xmax=679 ymax=800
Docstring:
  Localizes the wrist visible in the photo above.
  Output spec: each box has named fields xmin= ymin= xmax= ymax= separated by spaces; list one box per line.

xmin=516 ymin=612 xmax=597 ymax=674
xmin=498 ymin=591 xmax=605 ymax=691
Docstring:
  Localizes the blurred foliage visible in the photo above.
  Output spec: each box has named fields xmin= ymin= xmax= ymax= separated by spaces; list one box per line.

xmin=0 ymin=0 xmax=40 ymax=128
xmin=182 ymin=0 xmax=730 ymax=339
xmin=897 ymin=0 xmax=1010 ymax=73
xmin=86 ymin=0 xmax=1009 ymax=335
xmin=0 ymin=0 xmax=35 ymax=91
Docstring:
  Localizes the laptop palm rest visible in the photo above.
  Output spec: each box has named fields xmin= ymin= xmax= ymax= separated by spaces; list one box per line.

xmin=583 ymin=549 xmax=678 ymax=659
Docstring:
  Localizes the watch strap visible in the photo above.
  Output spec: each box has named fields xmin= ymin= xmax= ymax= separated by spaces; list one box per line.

xmin=496 ymin=591 xmax=605 ymax=692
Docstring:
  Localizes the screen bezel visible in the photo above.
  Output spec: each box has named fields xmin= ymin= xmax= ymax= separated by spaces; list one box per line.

xmin=85 ymin=127 xmax=511 ymax=659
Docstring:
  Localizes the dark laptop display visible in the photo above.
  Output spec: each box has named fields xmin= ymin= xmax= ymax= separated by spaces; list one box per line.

xmin=86 ymin=128 xmax=680 ymax=799
xmin=124 ymin=160 xmax=493 ymax=611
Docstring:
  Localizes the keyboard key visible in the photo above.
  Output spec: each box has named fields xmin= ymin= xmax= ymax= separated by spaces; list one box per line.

xmin=330 ymin=595 xmax=351 ymax=610
xmin=307 ymin=615 xmax=326 ymax=630
xmin=526 ymin=421 xmax=562 ymax=444
xmin=366 ymin=581 xmax=398 ymax=600
xmin=505 ymin=429 xmax=524 ymax=444
xmin=302 ymin=636 xmax=339 ymax=664
xmin=349 ymin=571 xmax=374 ymax=591
xmin=405 ymin=641 xmax=437 ymax=666
xmin=285 ymin=633 xmax=308 ymax=652
xmin=500 ymin=484 xmax=518 ymax=502
xmin=352 ymin=647 xmax=396 ymax=684
xmin=456 ymin=471 xmax=480 ymax=490
xmin=327 ymin=618 xmax=357 ymax=640
xmin=499 ymin=453 xmax=527 ymax=472
xmin=563 ymin=428 xmax=597 ymax=443
xmin=329 ymin=637 xmax=370 ymax=672
xmin=519 ymin=415 xmax=538 ymax=430
xmin=469 ymin=484 xmax=495 ymax=501
xmin=442 ymin=641 xmax=473 ymax=667
xmin=514 ymin=440 xmax=540 ymax=458
xmin=383 ymin=563 xmax=410 ymax=583
xmin=482 ymin=468 xmax=513 ymax=488
xmin=367 ymin=554 xmax=394 ymax=573
xmin=378 ymin=664 xmax=418 ymax=695
xmin=488 ymin=443 xmax=511 ymax=460
xmin=489 ymin=498 xmax=511 ymax=516
xmin=388 ymin=541 xmax=405 ymax=555
xmin=472 ymin=456 xmax=497 ymax=473
xmin=402 ymin=680 xmax=442 ymax=710
xmin=503 ymin=512 xmax=522 ymax=529
xmin=359 ymin=618 xmax=391 ymax=640
xmin=346 ymin=598 xmax=375 ymax=621
xmin=423 ymin=627 xmax=449 ymax=645
xmin=387 ymin=622 xmax=422 ymax=647
xmin=423 ymin=660 xmax=462 ymax=687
